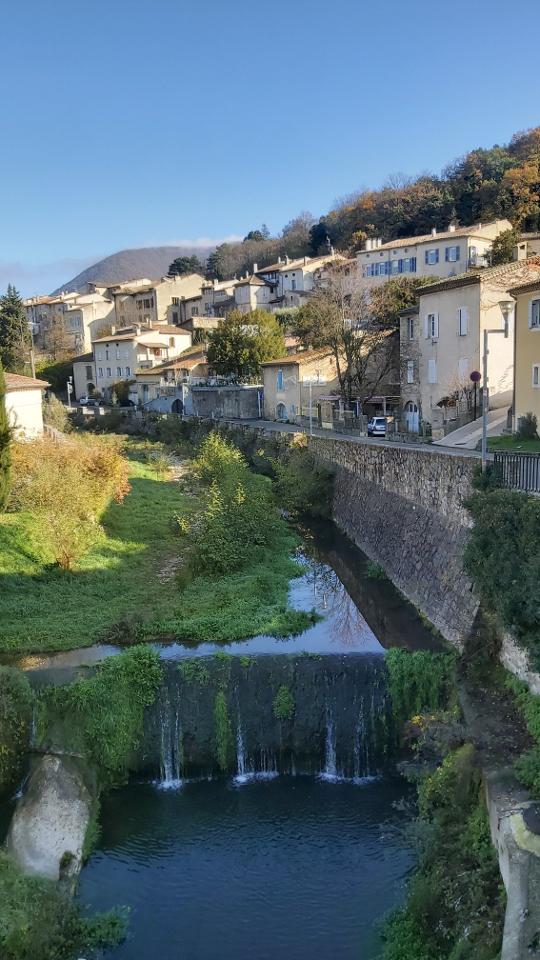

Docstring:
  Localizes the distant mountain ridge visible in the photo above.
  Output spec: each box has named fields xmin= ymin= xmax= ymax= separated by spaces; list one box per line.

xmin=52 ymin=245 xmax=214 ymax=294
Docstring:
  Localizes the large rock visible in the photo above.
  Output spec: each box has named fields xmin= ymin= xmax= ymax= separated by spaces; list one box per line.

xmin=7 ymin=754 xmax=93 ymax=881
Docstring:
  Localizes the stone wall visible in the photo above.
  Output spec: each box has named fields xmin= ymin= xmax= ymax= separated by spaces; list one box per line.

xmin=308 ymin=438 xmax=479 ymax=647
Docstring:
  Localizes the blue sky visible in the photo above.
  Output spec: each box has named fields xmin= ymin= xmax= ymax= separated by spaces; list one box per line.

xmin=2 ymin=0 xmax=539 ymax=295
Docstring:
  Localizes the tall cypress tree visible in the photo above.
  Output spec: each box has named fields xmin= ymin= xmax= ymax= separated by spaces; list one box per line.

xmin=0 ymin=361 xmax=11 ymax=510
xmin=0 ymin=284 xmax=30 ymax=373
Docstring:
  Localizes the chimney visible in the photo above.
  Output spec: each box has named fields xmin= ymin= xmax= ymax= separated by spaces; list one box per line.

xmin=448 ymin=223 xmax=456 ymax=233
xmin=285 ymin=255 xmax=290 ymax=265
xmin=253 ymin=262 xmax=258 ymax=273
xmin=110 ymin=324 xmax=116 ymax=334
xmin=213 ymin=278 xmax=218 ymax=288
xmin=278 ymin=256 xmax=282 ymax=264
xmin=135 ymin=324 xmax=141 ymax=335
xmin=330 ymin=245 xmax=335 ymax=255
xmin=431 ymin=227 xmax=437 ymax=237
xmin=365 ymin=239 xmax=372 ymax=251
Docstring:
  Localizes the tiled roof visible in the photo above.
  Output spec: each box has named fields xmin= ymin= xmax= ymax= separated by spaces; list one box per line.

xmin=5 ymin=373 xmax=49 ymax=391
xmin=360 ymin=221 xmax=509 ymax=253
xmin=418 ymin=256 xmax=540 ymax=295
xmin=72 ymin=352 xmax=95 ymax=363
xmin=261 ymin=349 xmax=334 ymax=367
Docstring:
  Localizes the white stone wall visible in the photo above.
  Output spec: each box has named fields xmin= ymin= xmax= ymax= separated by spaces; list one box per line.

xmin=6 ymin=388 xmax=45 ymax=438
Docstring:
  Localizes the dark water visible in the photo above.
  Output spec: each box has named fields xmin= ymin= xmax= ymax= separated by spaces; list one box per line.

xmin=79 ymin=776 xmax=414 ymax=960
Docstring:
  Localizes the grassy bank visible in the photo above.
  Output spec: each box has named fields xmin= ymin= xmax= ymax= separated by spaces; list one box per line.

xmin=0 ymin=437 xmax=312 ymax=653
xmin=488 ymin=435 xmax=540 ymax=453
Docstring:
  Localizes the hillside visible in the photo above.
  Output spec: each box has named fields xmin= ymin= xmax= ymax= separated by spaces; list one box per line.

xmin=52 ymin=245 xmax=214 ymax=294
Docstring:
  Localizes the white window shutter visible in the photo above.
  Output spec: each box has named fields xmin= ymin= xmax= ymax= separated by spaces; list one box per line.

xmin=424 ymin=315 xmax=429 ymax=338
xmin=529 ymin=299 xmax=534 ymax=328
xmin=434 ymin=313 xmax=439 ymax=339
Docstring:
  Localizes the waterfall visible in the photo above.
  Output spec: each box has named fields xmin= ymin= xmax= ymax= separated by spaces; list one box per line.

xmin=234 ymin=714 xmax=250 ymax=783
xmin=158 ymin=685 xmax=183 ymax=789
xmin=234 ymin=714 xmax=278 ymax=784
xmin=320 ymin=714 xmax=339 ymax=781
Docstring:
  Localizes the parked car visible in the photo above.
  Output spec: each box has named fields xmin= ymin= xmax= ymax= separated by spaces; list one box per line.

xmin=78 ymin=396 xmax=98 ymax=407
xmin=367 ymin=416 xmax=387 ymax=437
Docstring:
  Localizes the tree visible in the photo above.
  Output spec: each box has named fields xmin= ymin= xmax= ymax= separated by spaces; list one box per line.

xmin=370 ymin=276 xmax=439 ymax=330
xmin=294 ymin=276 xmax=397 ymax=405
xmin=488 ymin=227 xmax=520 ymax=266
xmin=0 ymin=285 xmax=30 ymax=373
xmin=207 ymin=309 xmax=285 ymax=379
xmin=167 ymin=255 xmax=203 ymax=277
xmin=0 ymin=362 xmax=11 ymax=509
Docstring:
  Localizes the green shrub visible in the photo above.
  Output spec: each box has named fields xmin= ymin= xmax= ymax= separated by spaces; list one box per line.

xmin=464 ymin=489 xmax=540 ymax=664
xmin=270 ymin=442 xmax=334 ymax=517
xmin=517 ymin=412 xmax=539 ymax=440
xmin=178 ymin=659 xmax=210 ymax=685
xmin=0 ymin=850 xmax=126 ymax=960
xmin=385 ymin=649 xmax=457 ymax=734
xmin=38 ymin=646 xmax=162 ymax=789
xmin=42 ymin=393 xmax=72 ymax=433
xmin=506 ymin=675 xmax=540 ymax=795
xmin=273 ymin=684 xmax=295 ymax=720
xmin=192 ymin=433 xmax=245 ymax=485
xmin=0 ymin=667 xmax=33 ymax=795
xmin=366 ymin=560 xmax=386 ymax=579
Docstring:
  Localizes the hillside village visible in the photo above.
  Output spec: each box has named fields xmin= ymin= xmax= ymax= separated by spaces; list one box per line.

xmin=14 ymin=218 xmax=540 ymax=445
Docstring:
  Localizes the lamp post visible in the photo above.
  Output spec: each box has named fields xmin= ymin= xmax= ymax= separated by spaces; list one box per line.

xmin=481 ymin=299 xmax=514 ymax=472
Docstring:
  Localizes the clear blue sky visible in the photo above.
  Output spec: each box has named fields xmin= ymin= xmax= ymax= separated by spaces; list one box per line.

xmin=2 ymin=0 xmax=539 ymax=295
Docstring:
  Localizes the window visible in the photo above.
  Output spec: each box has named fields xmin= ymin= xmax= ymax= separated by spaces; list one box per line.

xmin=143 ymin=298 xmax=153 ymax=309
xmin=172 ymin=311 xmax=179 ymax=324
xmin=85 ymin=365 xmax=93 ymax=379
xmin=277 ymin=369 xmax=284 ymax=391
xmin=116 ymin=349 xmax=121 ymax=359
xmin=406 ymin=360 xmax=414 ymax=383
xmin=106 ymin=367 xmax=112 ymax=377
xmin=169 ymin=337 xmax=175 ymax=346
xmin=172 ymin=297 xmax=179 ymax=306
xmin=105 ymin=349 xmax=110 ymax=360
xmin=428 ymin=358 xmax=438 ymax=384
xmin=407 ymin=316 xmax=415 ymax=340
xmin=533 ymin=364 xmax=540 ymax=387
xmin=191 ymin=306 xmax=199 ymax=316
xmin=425 ymin=248 xmax=439 ymax=265
xmin=96 ymin=350 xmax=103 ymax=361
xmin=124 ymin=350 xmax=129 ymax=359
xmin=137 ymin=301 xmax=143 ymax=310
xmin=116 ymin=367 xmax=122 ymax=377
xmin=125 ymin=366 xmax=131 ymax=377
xmin=291 ymin=278 xmax=297 ymax=291
xmin=529 ymin=299 xmax=540 ymax=328
xmin=153 ymin=348 xmax=162 ymax=357
xmin=458 ymin=306 xmax=469 ymax=336
xmin=98 ymin=367 xmax=103 ymax=378
xmin=425 ymin=313 xmax=439 ymax=339
xmin=445 ymin=245 xmax=460 ymax=262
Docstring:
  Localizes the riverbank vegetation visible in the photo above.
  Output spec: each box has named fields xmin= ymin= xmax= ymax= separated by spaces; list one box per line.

xmin=37 ymin=646 xmax=162 ymax=790
xmin=382 ymin=744 xmax=505 ymax=960
xmin=0 ymin=667 xmax=33 ymax=795
xmin=0 ymin=850 xmax=125 ymax=960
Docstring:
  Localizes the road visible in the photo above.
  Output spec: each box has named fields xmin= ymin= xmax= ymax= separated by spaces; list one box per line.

xmin=224 ymin=418 xmax=485 ymax=460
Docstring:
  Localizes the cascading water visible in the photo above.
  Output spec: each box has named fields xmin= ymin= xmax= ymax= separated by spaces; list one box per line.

xmin=320 ymin=713 xmax=339 ymax=781
xmin=234 ymin=711 xmax=278 ymax=784
xmin=158 ymin=685 xmax=183 ymax=789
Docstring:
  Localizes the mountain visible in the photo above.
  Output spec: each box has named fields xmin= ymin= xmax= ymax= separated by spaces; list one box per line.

xmin=52 ymin=245 xmax=214 ymax=294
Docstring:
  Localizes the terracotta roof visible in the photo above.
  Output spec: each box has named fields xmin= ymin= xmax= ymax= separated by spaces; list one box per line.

xmin=359 ymin=222 xmax=509 ymax=253
xmin=5 ymin=373 xmax=49 ymax=391
xmin=72 ymin=352 xmax=95 ymax=363
xmin=507 ymin=279 xmax=540 ymax=295
xmin=235 ymin=275 xmax=266 ymax=287
xmin=261 ymin=349 xmax=335 ymax=367
xmin=417 ymin=257 xmax=540 ymax=296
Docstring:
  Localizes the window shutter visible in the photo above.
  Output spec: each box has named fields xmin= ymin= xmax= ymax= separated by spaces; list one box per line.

xmin=434 ymin=313 xmax=439 ymax=339
xmin=424 ymin=315 xmax=429 ymax=338
xmin=424 ymin=251 xmax=429 ymax=264
xmin=455 ymin=246 xmax=460 ymax=260
xmin=435 ymin=249 xmax=439 ymax=263
xmin=445 ymin=248 xmax=449 ymax=262
xmin=398 ymin=259 xmax=403 ymax=273
xmin=428 ymin=358 xmax=437 ymax=383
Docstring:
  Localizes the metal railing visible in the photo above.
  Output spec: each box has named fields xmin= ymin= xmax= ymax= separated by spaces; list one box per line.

xmin=493 ymin=452 xmax=540 ymax=492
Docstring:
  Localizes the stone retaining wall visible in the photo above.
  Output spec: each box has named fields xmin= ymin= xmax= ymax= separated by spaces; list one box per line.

xmin=308 ymin=438 xmax=479 ymax=647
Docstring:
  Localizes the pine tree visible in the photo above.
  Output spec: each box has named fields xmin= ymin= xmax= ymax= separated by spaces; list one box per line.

xmin=0 ymin=361 xmax=11 ymax=510
xmin=0 ymin=284 xmax=30 ymax=373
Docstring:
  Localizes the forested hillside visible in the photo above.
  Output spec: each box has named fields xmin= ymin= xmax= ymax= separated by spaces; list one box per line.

xmin=207 ymin=126 xmax=540 ymax=280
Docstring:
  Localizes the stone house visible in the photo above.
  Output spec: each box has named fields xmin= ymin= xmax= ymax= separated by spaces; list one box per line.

xmin=24 ymin=290 xmax=115 ymax=354
xmin=261 ymin=350 xmax=339 ymax=422
xmin=88 ymin=324 xmax=192 ymax=400
xmin=399 ymin=258 xmax=540 ymax=436
xmin=5 ymin=373 xmax=49 ymax=437
xmin=357 ymin=219 xmax=512 ymax=285
xmin=134 ymin=345 xmax=208 ymax=411
xmin=109 ymin=274 xmax=205 ymax=328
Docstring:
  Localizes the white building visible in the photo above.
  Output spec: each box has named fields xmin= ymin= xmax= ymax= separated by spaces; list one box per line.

xmin=357 ymin=220 xmax=512 ymax=284
xmin=5 ymin=373 xmax=49 ymax=437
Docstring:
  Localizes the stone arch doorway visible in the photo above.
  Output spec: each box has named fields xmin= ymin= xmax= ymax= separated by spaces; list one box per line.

xmin=276 ymin=402 xmax=287 ymax=420
xmin=405 ymin=401 xmax=419 ymax=433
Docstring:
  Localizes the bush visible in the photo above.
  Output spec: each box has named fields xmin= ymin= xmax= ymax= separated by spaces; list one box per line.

xmin=506 ymin=676 xmax=540 ymax=795
xmin=273 ymin=684 xmax=295 ymax=720
xmin=34 ymin=359 xmax=73 ymax=394
xmin=270 ymin=440 xmax=334 ymax=517
xmin=10 ymin=435 xmax=130 ymax=570
xmin=192 ymin=432 xmax=245 ymax=485
xmin=0 ymin=850 xmax=126 ymax=960
xmin=38 ymin=647 xmax=162 ymax=789
xmin=214 ymin=691 xmax=232 ymax=771
xmin=516 ymin=411 xmax=539 ymax=440
xmin=464 ymin=489 xmax=540 ymax=664
xmin=385 ymin=649 xmax=457 ymax=735
xmin=0 ymin=667 xmax=33 ymax=795
xmin=42 ymin=393 xmax=72 ymax=433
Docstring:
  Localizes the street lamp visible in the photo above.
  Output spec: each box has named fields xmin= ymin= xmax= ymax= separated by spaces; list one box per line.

xmin=481 ymin=298 xmax=514 ymax=471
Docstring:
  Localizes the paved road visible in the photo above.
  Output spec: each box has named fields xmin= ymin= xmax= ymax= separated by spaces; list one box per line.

xmin=224 ymin=417 xmax=485 ymax=459
xmin=433 ymin=409 xmax=507 ymax=450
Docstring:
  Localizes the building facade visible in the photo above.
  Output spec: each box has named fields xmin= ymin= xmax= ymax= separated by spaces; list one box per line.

xmin=5 ymin=373 xmax=49 ymax=437
xmin=508 ymin=279 xmax=540 ymax=429
xmin=261 ymin=350 xmax=339 ymax=422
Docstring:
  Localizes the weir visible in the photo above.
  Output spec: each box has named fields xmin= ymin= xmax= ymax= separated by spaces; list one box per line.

xmin=140 ymin=654 xmax=391 ymax=784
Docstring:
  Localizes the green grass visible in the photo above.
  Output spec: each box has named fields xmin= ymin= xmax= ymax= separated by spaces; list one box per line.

xmin=0 ymin=442 xmax=312 ymax=653
xmin=488 ymin=435 xmax=540 ymax=453
xmin=0 ymin=449 xmax=191 ymax=652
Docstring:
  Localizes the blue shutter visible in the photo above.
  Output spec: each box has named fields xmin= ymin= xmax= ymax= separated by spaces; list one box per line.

xmin=398 ymin=259 xmax=403 ymax=273
xmin=411 ymin=257 xmax=417 ymax=272
xmin=455 ymin=246 xmax=460 ymax=260
xmin=445 ymin=248 xmax=449 ymax=262
xmin=424 ymin=250 xmax=429 ymax=264
xmin=435 ymin=249 xmax=439 ymax=263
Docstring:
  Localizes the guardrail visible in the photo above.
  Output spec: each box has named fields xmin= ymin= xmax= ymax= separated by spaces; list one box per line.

xmin=493 ymin=452 xmax=540 ymax=492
